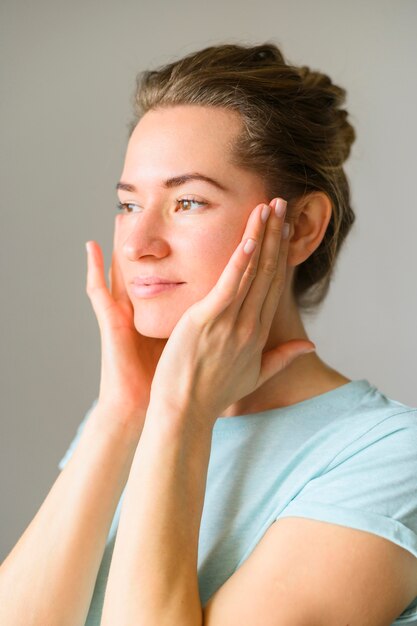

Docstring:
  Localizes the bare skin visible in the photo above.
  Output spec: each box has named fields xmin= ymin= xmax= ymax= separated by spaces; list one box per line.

xmin=114 ymin=104 xmax=350 ymax=420
xmin=220 ymin=247 xmax=351 ymax=417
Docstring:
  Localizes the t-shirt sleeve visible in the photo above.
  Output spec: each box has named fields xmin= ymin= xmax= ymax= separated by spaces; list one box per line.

xmin=278 ymin=409 xmax=417 ymax=561
xmin=57 ymin=398 xmax=99 ymax=471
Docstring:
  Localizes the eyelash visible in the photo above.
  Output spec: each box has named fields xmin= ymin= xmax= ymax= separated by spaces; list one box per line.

xmin=116 ymin=197 xmax=208 ymax=214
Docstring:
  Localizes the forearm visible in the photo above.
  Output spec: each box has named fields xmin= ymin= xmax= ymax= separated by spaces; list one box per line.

xmin=0 ymin=404 xmax=142 ymax=626
xmin=100 ymin=407 xmax=214 ymax=626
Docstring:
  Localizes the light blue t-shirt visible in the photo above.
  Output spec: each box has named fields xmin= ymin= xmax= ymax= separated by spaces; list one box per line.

xmin=58 ymin=379 xmax=417 ymax=625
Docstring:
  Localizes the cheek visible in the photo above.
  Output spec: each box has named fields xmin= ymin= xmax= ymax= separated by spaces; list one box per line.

xmin=184 ymin=220 xmax=244 ymax=292
xmin=116 ymin=208 xmax=250 ymax=299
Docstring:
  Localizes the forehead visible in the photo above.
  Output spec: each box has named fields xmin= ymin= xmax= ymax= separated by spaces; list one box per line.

xmin=123 ymin=105 xmax=243 ymax=175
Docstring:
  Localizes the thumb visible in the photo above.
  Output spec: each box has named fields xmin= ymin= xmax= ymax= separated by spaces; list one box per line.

xmin=259 ymin=339 xmax=316 ymax=386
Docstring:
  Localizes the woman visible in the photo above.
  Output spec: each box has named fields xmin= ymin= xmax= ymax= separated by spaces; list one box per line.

xmin=1 ymin=42 xmax=417 ymax=626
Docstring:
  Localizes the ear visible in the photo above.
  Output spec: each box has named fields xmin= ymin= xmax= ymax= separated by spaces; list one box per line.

xmin=287 ymin=192 xmax=332 ymax=268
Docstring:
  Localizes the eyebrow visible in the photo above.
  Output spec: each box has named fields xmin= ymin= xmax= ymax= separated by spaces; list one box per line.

xmin=115 ymin=172 xmax=229 ymax=193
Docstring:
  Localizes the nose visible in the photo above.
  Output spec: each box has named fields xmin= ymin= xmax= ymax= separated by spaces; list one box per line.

xmin=121 ymin=209 xmax=171 ymax=262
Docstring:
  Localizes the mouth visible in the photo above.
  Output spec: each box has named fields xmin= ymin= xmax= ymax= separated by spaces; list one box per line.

xmin=130 ymin=282 xmax=185 ymax=298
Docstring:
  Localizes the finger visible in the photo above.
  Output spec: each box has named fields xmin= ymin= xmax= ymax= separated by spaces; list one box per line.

xmin=190 ymin=204 xmax=263 ymax=324
xmin=259 ymin=218 xmax=291 ymax=329
xmin=109 ymin=215 xmax=131 ymax=306
xmin=259 ymin=339 xmax=316 ymax=387
xmin=239 ymin=197 xmax=288 ymax=323
xmin=85 ymin=240 xmax=114 ymax=328
xmin=108 ymin=214 xmax=118 ymax=292
xmin=232 ymin=200 xmax=274 ymax=312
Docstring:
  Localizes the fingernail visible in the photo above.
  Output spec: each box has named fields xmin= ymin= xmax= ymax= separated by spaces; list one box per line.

xmin=243 ymin=238 xmax=257 ymax=254
xmin=302 ymin=345 xmax=316 ymax=355
xmin=282 ymin=223 xmax=290 ymax=239
xmin=261 ymin=204 xmax=271 ymax=223
xmin=85 ymin=242 xmax=90 ymax=253
xmin=274 ymin=198 xmax=287 ymax=218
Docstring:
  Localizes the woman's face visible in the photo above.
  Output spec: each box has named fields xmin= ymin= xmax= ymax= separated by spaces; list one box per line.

xmin=116 ymin=105 xmax=271 ymax=338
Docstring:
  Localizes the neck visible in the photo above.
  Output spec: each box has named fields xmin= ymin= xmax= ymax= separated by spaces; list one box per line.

xmin=219 ymin=286 xmax=351 ymax=418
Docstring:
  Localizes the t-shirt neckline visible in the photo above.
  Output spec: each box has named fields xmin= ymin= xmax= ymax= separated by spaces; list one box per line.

xmin=213 ymin=378 xmax=374 ymax=431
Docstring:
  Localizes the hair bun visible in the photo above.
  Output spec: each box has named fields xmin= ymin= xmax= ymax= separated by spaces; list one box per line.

xmin=246 ymin=44 xmax=285 ymax=66
xmin=298 ymin=65 xmax=355 ymax=165
xmin=251 ymin=48 xmax=274 ymax=63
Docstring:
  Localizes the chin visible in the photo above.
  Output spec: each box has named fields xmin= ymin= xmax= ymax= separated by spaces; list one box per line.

xmin=132 ymin=309 xmax=176 ymax=339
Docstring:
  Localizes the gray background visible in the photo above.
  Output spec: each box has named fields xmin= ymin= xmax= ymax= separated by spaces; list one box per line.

xmin=1 ymin=0 xmax=416 ymax=560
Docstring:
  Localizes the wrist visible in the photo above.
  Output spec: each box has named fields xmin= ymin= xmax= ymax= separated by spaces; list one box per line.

xmin=89 ymin=401 xmax=145 ymax=446
xmin=145 ymin=399 xmax=217 ymax=437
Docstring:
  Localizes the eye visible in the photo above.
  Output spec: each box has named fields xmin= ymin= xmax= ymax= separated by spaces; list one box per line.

xmin=175 ymin=197 xmax=207 ymax=212
xmin=116 ymin=198 xmax=208 ymax=214
xmin=116 ymin=202 xmax=140 ymax=214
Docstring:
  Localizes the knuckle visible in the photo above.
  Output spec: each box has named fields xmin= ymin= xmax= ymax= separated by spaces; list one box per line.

xmin=86 ymin=284 xmax=98 ymax=297
xmin=245 ymin=265 xmax=258 ymax=280
xmin=259 ymin=260 xmax=277 ymax=277
xmin=269 ymin=223 xmax=282 ymax=235
xmin=273 ymin=269 xmax=286 ymax=286
xmin=239 ymin=321 xmax=259 ymax=342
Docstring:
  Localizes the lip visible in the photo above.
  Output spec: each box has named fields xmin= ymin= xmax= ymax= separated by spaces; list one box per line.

xmin=131 ymin=276 xmax=182 ymax=286
xmin=130 ymin=282 xmax=184 ymax=298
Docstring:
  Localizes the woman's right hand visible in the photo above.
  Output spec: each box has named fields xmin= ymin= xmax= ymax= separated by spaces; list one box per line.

xmin=85 ymin=214 xmax=167 ymax=433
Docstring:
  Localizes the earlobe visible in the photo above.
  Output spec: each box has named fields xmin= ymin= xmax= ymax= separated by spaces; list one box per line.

xmin=287 ymin=192 xmax=332 ymax=268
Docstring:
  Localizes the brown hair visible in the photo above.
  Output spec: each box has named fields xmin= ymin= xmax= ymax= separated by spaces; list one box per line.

xmin=127 ymin=42 xmax=356 ymax=314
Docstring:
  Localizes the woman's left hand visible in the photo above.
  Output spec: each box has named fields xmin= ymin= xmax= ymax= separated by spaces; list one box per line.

xmin=147 ymin=197 xmax=316 ymax=427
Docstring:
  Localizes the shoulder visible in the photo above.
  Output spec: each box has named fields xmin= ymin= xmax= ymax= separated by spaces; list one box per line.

xmin=203 ymin=397 xmax=417 ymax=625
xmin=204 ymin=405 xmax=417 ymax=625
xmin=277 ymin=405 xmax=417 ymax=559
xmin=203 ymin=514 xmax=417 ymax=625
